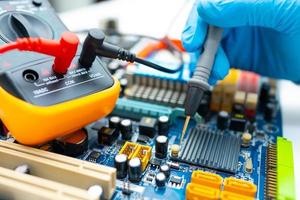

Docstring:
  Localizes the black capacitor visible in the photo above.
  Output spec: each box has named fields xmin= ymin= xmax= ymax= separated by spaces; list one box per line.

xmin=107 ymin=61 xmax=120 ymax=74
xmin=109 ymin=116 xmax=121 ymax=129
xmin=32 ymin=0 xmax=42 ymax=6
xmin=128 ymin=157 xmax=142 ymax=182
xmin=217 ymin=111 xmax=229 ymax=130
xmin=155 ymin=135 xmax=168 ymax=159
xmin=264 ymin=102 xmax=276 ymax=122
xmin=53 ymin=129 xmax=88 ymax=157
xmin=158 ymin=116 xmax=169 ymax=136
xmin=113 ymin=69 xmax=125 ymax=80
xmin=104 ymin=18 xmax=118 ymax=35
xmin=120 ymin=78 xmax=128 ymax=95
xmin=160 ymin=164 xmax=170 ymax=178
xmin=120 ymin=119 xmax=133 ymax=140
xmin=155 ymin=172 xmax=166 ymax=187
xmin=259 ymin=82 xmax=271 ymax=105
xmin=114 ymin=154 xmax=128 ymax=179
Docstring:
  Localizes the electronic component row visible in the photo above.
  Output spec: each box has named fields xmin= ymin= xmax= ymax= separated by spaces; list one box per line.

xmin=210 ymin=71 xmax=259 ymax=121
xmin=125 ymin=74 xmax=187 ymax=107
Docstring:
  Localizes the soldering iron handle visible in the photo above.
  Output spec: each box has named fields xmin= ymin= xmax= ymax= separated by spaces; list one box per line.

xmin=192 ymin=26 xmax=223 ymax=84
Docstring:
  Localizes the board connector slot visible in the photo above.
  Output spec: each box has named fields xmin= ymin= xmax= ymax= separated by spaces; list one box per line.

xmin=0 ymin=141 xmax=116 ymax=199
xmin=0 ymin=166 xmax=98 ymax=200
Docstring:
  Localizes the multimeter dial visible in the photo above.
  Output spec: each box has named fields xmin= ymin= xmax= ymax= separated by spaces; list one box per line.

xmin=0 ymin=11 xmax=53 ymax=42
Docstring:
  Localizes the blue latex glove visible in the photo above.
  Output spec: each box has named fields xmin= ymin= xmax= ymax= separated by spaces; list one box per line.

xmin=182 ymin=0 xmax=300 ymax=84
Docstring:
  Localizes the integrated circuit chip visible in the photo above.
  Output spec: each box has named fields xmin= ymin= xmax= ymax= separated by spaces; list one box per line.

xmin=172 ymin=126 xmax=241 ymax=173
xmin=86 ymin=151 xmax=101 ymax=163
xmin=139 ymin=117 xmax=157 ymax=138
xmin=150 ymin=158 xmax=162 ymax=167
xmin=137 ymin=134 xmax=150 ymax=144
xmin=169 ymin=175 xmax=182 ymax=187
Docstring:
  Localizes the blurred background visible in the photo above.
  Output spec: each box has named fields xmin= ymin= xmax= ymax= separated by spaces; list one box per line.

xmin=49 ymin=0 xmax=103 ymax=12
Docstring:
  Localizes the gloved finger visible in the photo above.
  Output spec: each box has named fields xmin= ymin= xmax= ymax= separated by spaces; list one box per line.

xmin=208 ymin=46 xmax=230 ymax=85
xmin=182 ymin=0 xmax=208 ymax=52
xmin=197 ymin=0 xmax=299 ymax=33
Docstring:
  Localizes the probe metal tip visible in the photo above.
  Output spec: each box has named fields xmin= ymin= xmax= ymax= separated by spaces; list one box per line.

xmin=180 ymin=115 xmax=190 ymax=145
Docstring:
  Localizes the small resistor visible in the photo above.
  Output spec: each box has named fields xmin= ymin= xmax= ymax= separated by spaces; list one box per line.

xmin=245 ymin=157 xmax=253 ymax=173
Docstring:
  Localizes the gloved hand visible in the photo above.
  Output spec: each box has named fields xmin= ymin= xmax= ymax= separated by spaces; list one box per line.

xmin=182 ymin=0 xmax=300 ymax=84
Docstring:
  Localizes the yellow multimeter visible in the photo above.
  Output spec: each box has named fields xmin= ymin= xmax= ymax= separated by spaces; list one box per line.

xmin=0 ymin=54 xmax=120 ymax=145
xmin=0 ymin=2 xmax=120 ymax=145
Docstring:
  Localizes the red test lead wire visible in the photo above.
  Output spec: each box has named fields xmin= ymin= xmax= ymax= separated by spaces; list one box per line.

xmin=0 ymin=32 xmax=79 ymax=74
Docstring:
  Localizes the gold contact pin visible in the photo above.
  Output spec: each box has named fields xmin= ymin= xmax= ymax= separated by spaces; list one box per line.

xmin=180 ymin=116 xmax=190 ymax=145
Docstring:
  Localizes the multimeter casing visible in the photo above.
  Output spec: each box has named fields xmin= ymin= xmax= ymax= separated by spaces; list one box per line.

xmin=0 ymin=0 xmax=120 ymax=145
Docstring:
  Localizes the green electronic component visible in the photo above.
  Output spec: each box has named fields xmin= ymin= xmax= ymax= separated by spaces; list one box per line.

xmin=277 ymin=137 xmax=295 ymax=200
xmin=112 ymin=98 xmax=201 ymax=124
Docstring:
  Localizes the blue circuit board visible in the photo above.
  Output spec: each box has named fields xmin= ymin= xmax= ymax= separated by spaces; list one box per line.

xmin=0 ymin=36 xmax=283 ymax=199
xmin=75 ymin=104 xmax=282 ymax=200
xmin=69 ymin=38 xmax=284 ymax=199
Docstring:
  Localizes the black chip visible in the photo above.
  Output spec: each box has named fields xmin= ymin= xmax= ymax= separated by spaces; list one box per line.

xmin=170 ymin=176 xmax=182 ymax=185
xmin=139 ymin=117 xmax=157 ymax=138
xmin=146 ymin=177 xmax=153 ymax=182
xmin=86 ymin=151 xmax=101 ymax=163
xmin=122 ymin=188 xmax=132 ymax=195
xmin=137 ymin=134 xmax=150 ymax=143
xmin=98 ymin=127 xmax=119 ymax=145
xmin=148 ymin=172 xmax=155 ymax=177
xmin=150 ymin=158 xmax=162 ymax=166
xmin=168 ymin=162 xmax=180 ymax=170
xmin=229 ymin=114 xmax=246 ymax=132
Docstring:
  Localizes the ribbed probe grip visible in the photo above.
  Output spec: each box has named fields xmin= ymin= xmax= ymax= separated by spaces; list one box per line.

xmin=190 ymin=26 xmax=223 ymax=88
xmin=117 ymin=48 xmax=136 ymax=63
xmin=184 ymin=26 xmax=223 ymax=116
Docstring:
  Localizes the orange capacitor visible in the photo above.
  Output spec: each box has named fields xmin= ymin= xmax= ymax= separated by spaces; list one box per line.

xmin=210 ymin=84 xmax=223 ymax=112
xmin=245 ymin=93 xmax=258 ymax=120
xmin=223 ymin=177 xmax=257 ymax=197
xmin=191 ymin=170 xmax=223 ymax=189
xmin=221 ymin=85 xmax=235 ymax=113
xmin=186 ymin=183 xmax=220 ymax=200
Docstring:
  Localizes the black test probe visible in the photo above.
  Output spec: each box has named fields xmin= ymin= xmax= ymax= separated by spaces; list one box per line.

xmin=180 ymin=26 xmax=223 ymax=144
